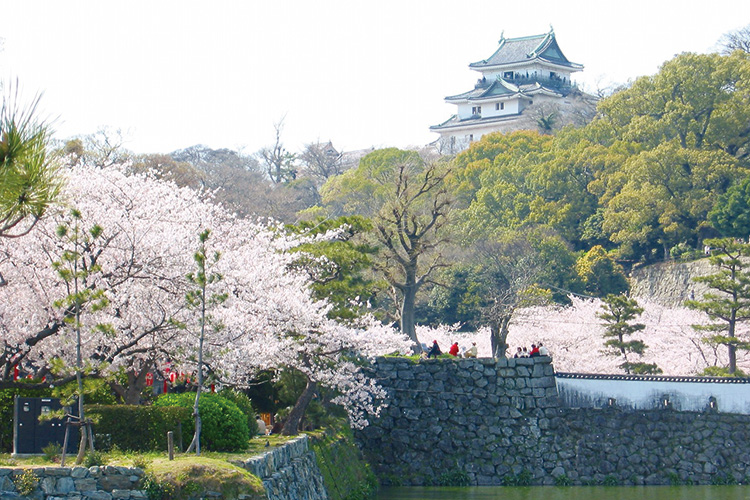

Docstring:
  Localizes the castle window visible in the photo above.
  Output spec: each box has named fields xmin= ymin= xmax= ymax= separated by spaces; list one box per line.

xmin=503 ymin=71 xmax=514 ymax=79
xmin=472 ymin=106 xmax=482 ymax=115
xmin=495 ymin=102 xmax=504 ymax=111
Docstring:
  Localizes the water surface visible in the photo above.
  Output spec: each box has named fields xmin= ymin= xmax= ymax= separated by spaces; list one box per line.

xmin=376 ymin=486 xmax=750 ymax=500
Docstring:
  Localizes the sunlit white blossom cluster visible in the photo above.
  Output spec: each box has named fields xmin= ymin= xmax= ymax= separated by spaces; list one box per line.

xmin=0 ymin=164 xmax=411 ymax=426
xmin=417 ymin=297 xmax=741 ymax=376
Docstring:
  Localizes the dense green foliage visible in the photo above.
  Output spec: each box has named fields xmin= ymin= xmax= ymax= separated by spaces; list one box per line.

xmin=153 ymin=392 xmax=249 ymax=452
xmin=86 ymin=404 xmax=191 ymax=452
xmin=310 ymin=424 xmax=378 ymax=500
xmin=286 ymin=216 xmax=379 ymax=320
xmin=216 ymin=388 xmax=259 ymax=437
xmin=449 ymin=51 xmax=750 ymax=264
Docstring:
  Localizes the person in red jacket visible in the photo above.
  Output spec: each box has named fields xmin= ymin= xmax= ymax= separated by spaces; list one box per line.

xmin=529 ymin=344 xmax=540 ymax=357
xmin=449 ymin=342 xmax=459 ymax=356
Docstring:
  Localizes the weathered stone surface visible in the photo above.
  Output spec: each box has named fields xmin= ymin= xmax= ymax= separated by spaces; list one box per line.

xmin=356 ymin=356 xmax=750 ymax=487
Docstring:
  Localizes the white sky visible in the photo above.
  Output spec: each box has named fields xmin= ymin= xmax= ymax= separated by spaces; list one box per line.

xmin=1 ymin=1 xmax=749 ymax=155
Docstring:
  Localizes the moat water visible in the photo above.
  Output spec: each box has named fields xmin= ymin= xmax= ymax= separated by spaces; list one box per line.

xmin=376 ymin=485 xmax=750 ymax=500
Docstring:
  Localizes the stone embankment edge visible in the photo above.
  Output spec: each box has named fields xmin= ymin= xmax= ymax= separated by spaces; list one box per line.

xmin=0 ymin=436 xmax=333 ymax=499
xmin=236 ymin=435 xmax=328 ymax=500
xmin=356 ymin=356 xmax=750 ymax=486
xmin=0 ymin=464 xmax=146 ymax=500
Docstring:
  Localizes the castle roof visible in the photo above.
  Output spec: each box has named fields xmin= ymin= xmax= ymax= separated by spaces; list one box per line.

xmin=445 ymin=79 xmax=518 ymax=102
xmin=445 ymin=81 xmax=565 ymax=103
xmin=469 ymin=29 xmax=583 ymax=72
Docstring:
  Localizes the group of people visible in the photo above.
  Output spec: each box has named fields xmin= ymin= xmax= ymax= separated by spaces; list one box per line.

xmin=424 ymin=340 xmax=478 ymax=359
xmin=513 ymin=342 xmax=549 ymax=358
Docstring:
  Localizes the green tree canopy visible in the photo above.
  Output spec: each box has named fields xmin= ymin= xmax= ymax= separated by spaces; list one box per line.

xmin=319 ymin=148 xmax=452 ymax=349
xmin=575 ymin=245 xmax=629 ymax=297
xmin=709 ymin=176 xmax=750 ymax=239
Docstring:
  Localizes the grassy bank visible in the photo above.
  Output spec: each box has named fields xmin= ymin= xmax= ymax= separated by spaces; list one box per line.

xmin=310 ymin=425 xmax=377 ymax=500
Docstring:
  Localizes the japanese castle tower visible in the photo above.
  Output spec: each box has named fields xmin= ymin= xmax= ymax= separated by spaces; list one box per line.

xmin=431 ymin=28 xmax=587 ymax=150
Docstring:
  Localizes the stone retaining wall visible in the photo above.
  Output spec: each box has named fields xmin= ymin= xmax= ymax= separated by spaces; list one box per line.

xmin=0 ymin=465 xmax=144 ymax=500
xmin=0 ymin=436 xmax=330 ymax=499
xmin=237 ymin=435 xmax=328 ymax=500
xmin=355 ymin=356 xmax=750 ymax=486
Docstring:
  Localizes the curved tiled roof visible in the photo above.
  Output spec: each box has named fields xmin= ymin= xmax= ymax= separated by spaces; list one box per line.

xmin=470 ymin=29 xmax=582 ymax=71
xmin=429 ymin=112 xmax=524 ymax=131
xmin=445 ymin=79 xmax=518 ymax=101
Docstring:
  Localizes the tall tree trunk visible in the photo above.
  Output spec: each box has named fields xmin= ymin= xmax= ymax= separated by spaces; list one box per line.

xmin=74 ymin=371 xmax=87 ymax=464
xmin=490 ymin=315 xmax=511 ymax=358
xmin=282 ymin=378 xmax=318 ymax=436
xmin=728 ymin=344 xmax=737 ymax=374
xmin=401 ymin=285 xmax=419 ymax=353
xmin=110 ymin=364 xmax=152 ymax=405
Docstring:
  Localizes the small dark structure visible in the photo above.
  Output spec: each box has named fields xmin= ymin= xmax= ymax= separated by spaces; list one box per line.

xmin=13 ymin=397 xmax=78 ymax=455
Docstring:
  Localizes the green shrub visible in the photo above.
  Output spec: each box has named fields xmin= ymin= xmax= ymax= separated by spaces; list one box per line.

xmin=218 ymin=388 xmax=259 ymax=437
xmin=701 ymin=366 xmax=748 ymax=377
xmin=554 ymin=474 xmax=572 ymax=486
xmin=132 ymin=454 xmax=151 ymax=470
xmin=86 ymin=404 xmax=190 ymax=452
xmin=435 ymin=468 xmax=470 ymax=486
xmin=142 ymin=473 xmax=177 ymax=500
xmin=42 ymin=442 xmax=62 ymax=462
xmin=84 ymin=450 xmax=105 ymax=467
xmin=153 ymin=392 xmax=249 ymax=452
xmin=502 ymin=469 xmax=532 ymax=486
xmin=603 ymin=475 xmax=619 ymax=486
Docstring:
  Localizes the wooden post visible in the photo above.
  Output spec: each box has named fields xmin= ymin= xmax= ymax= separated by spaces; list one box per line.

xmin=167 ymin=431 xmax=174 ymax=461
xmin=87 ymin=420 xmax=95 ymax=454
xmin=60 ymin=417 xmax=71 ymax=467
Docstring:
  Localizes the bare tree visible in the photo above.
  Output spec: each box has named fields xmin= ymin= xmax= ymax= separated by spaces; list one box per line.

xmin=299 ymin=141 xmax=343 ymax=183
xmin=372 ymin=157 xmax=452 ymax=350
xmin=82 ymin=127 xmax=132 ymax=167
xmin=474 ymin=236 xmax=552 ymax=358
xmin=257 ymin=119 xmax=297 ymax=184
xmin=719 ymin=24 xmax=750 ymax=55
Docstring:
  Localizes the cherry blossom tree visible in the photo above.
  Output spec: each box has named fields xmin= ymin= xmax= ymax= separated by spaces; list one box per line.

xmin=416 ymin=297 xmax=734 ymax=376
xmin=0 ymin=162 xmax=412 ymax=430
xmin=0 ymin=164 xmax=227 ymax=395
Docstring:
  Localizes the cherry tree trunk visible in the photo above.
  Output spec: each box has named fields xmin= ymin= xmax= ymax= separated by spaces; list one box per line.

xmin=282 ymin=378 xmax=318 ymax=436
xmin=490 ymin=315 xmax=512 ymax=358
xmin=401 ymin=284 xmax=420 ymax=353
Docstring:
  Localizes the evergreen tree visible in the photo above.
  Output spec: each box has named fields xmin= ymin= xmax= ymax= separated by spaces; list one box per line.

xmin=686 ymin=238 xmax=750 ymax=375
xmin=598 ymin=294 xmax=660 ymax=374
xmin=184 ymin=229 xmax=227 ymax=455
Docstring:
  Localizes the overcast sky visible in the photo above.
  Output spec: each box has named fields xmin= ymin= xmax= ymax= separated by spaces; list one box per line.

xmin=1 ymin=1 xmax=749 ymax=155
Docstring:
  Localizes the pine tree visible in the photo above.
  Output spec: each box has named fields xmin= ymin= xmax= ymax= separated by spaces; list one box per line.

xmin=686 ymin=238 xmax=750 ymax=375
xmin=598 ymin=294 xmax=660 ymax=374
